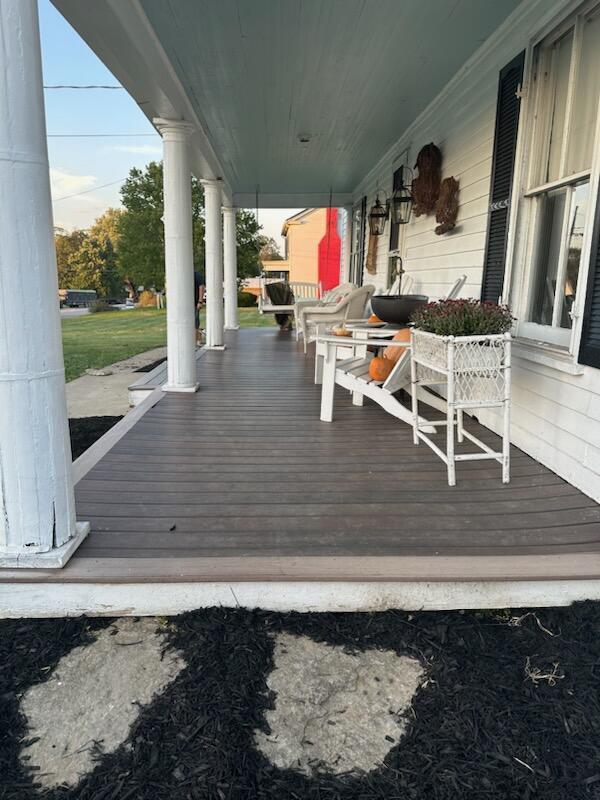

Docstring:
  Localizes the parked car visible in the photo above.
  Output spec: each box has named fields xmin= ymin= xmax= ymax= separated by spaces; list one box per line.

xmin=58 ymin=288 xmax=97 ymax=308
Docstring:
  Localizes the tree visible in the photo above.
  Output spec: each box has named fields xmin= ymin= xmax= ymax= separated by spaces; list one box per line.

xmin=67 ymin=234 xmax=121 ymax=298
xmin=259 ymin=236 xmax=284 ymax=261
xmin=117 ymin=162 xmax=264 ymax=290
xmin=54 ymin=228 xmax=87 ymax=288
xmin=236 ymin=210 xmax=263 ymax=281
xmin=90 ymin=208 xmax=122 ymax=252
xmin=118 ymin=162 xmax=165 ymax=291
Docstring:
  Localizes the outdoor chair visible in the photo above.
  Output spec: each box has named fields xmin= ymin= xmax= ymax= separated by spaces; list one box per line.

xmin=294 ymin=281 xmax=356 ymax=341
xmin=318 ymin=273 xmax=470 ymax=413
xmin=299 ymin=284 xmax=376 ymax=354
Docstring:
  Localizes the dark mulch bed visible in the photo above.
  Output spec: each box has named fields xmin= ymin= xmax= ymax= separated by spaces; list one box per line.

xmin=2 ymin=604 xmax=600 ymax=799
xmin=134 ymin=357 xmax=166 ymax=373
xmin=68 ymin=416 xmax=123 ymax=459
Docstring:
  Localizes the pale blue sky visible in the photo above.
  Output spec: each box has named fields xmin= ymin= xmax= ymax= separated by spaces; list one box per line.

xmin=39 ymin=0 xmax=294 ymax=248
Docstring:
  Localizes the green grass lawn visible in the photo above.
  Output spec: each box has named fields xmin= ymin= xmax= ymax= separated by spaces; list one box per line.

xmin=62 ymin=307 xmax=274 ymax=382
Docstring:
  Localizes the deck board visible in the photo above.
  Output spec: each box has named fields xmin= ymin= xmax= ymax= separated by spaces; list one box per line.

xmin=4 ymin=327 xmax=600 ymax=583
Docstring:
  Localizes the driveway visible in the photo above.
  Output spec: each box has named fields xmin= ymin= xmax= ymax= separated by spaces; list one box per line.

xmin=60 ymin=307 xmax=89 ymax=318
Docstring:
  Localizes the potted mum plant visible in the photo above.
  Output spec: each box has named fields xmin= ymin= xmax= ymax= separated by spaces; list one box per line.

xmin=410 ymin=298 xmax=514 ymax=338
xmin=409 ymin=298 xmax=514 ymax=402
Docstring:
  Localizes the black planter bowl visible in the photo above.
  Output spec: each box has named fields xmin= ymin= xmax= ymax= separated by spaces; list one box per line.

xmin=370 ymin=294 xmax=429 ymax=325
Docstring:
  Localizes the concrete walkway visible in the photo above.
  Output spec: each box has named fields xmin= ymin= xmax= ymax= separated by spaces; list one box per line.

xmin=66 ymin=346 xmax=166 ymax=418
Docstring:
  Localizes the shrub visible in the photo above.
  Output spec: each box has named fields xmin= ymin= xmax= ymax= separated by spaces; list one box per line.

xmin=88 ymin=299 xmax=118 ymax=314
xmin=238 ymin=290 xmax=257 ymax=307
xmin=411 ymin=299 xmax=514 ymax=336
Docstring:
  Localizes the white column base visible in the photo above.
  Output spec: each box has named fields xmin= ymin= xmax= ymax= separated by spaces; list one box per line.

xmin=205 ymin=344 xmax=227 ymax=351
xmin=0 ymin=522 xmax=90 ymax=569
xmin=162 ymin=382 xmax=200 ymax=393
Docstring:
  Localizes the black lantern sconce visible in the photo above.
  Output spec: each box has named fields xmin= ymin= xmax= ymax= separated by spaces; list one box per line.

xmin=390 ymin=165 xmax=414 ymax=226
xmin=368 ymin=194 xmax=388 ymax=236
xmin=368 ymin=166 xmax=414 ymax=235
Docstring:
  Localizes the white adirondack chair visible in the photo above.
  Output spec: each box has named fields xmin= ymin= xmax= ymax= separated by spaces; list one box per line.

xmin=318 ymin=274 xmax=468 ymax=421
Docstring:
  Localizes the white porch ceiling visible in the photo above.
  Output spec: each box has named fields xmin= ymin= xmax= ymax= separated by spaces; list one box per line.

xmin=53 ymin=0 xmax=521 ymax=204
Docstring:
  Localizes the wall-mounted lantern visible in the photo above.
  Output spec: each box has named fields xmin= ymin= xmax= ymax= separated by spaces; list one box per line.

xmin=390 ymin=166 xmax=414 ymax=226
xmin=368 ymin=194 xmax=389 ymax=236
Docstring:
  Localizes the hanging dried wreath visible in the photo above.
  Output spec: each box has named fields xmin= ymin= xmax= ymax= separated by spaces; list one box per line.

xmin=411 ymin=143 xmax=442 ymax=217
xmin=435 ymin=176 xmax=460 ymax=235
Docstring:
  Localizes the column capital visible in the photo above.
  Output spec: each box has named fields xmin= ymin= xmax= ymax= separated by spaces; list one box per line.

xmin=153 ymin=118 xmax=196 ymax=140
xmin=222 ymin=204 xmax=236 ymax=215
xmin=201 ymin=178 xmax=223 ymax=191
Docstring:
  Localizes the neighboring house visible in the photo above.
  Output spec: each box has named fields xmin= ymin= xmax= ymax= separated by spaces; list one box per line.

xmin=262 ymin=208 xmax=341 ymax=291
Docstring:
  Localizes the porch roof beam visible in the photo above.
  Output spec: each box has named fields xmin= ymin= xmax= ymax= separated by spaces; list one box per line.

xmin=232 ymin=192 xmax=354 ymax=209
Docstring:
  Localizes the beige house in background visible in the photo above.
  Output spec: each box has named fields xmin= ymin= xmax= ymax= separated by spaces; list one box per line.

xmin=262 ymin=207 xmax=341 ymax=290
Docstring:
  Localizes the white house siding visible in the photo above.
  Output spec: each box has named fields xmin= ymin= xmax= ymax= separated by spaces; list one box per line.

xmin=353 ymin=0 xmax=600 ymax=503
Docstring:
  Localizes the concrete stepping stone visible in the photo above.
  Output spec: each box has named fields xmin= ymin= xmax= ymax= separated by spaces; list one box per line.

xmin=254 ymin=632 xmax=423 ymax=774
xmin=19 ymin=618 xmax=184 ymax=788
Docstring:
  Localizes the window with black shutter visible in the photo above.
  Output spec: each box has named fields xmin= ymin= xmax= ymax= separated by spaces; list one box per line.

xmin=480 ymin=51 xmax=525 ymax=303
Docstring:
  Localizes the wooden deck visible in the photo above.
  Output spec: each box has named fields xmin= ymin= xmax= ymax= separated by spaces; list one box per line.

xmin=3 ymin=328 xmax=600 ymax=607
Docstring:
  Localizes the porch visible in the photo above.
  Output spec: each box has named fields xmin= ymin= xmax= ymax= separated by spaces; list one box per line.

xmin=4 ymin=0 xmax=600 ymax=612
xmin=2 ymin=327 xmax=600 ymax=616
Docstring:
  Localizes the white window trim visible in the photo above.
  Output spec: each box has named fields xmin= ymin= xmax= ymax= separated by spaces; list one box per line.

xmin=505 ymin=0 xmax=600 ymax=368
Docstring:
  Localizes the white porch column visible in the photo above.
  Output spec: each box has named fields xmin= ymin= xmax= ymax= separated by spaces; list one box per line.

xmin=203 ymin=179 xmax=225 ymax=349
xmin=341 ymin=204 xmax=353 ymax=283
xmin=0 ymin=0 xmax=88 ymax=567
xmin=223 ymin=205 xmax=239 ymax=330
xmin=154 ymin=118 xmax=199 ymax=392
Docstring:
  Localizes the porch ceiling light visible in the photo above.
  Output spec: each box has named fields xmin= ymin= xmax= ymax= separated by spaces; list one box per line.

xmin=368 ymin=195 xmax=388 ymax=236
xmin=390 ymin=166 xmax=413 ymax=226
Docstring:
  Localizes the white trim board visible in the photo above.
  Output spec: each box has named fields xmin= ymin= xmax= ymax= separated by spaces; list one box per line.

xmin=3 ymin=579 xmax=600 ymax=618
xmin=72 ymin=387 xmax=164 ymax=485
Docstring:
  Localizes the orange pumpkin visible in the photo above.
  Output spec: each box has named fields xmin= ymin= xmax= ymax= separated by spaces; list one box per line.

xmin=384 ymin=328 xmax=411 ymax=364
xmin=331 ymin=325 xmax=352 ymax=337
xmin=368 ymin=313 xmax=383 ymax=323
xmin=369 ymin=356 xmax=394 ymax=381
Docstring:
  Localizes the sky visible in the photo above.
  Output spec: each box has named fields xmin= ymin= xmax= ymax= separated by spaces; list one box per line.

xmin=39 ymin=0 xmax=298 ymax=252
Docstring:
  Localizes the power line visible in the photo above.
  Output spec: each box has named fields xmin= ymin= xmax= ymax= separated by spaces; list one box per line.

xmin=44 ymin=84 xmax=124 ymax=90
xmin=53 ymin=177 xmax=126 ymax=202
xmin=47 ymin=133 xmax=157 ymax=138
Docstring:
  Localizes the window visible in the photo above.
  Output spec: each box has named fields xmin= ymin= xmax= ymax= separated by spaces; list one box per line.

xmin=518 ymin=4 xmax=600 ymax=348
xmin=530 ymin=182 xmax=588 ymax=328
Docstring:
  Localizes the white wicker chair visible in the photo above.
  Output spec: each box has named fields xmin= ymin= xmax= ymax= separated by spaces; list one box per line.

xmin=294 ymin=282 xmax=356 ymax=341
xmin=300 ymin=285 xmax=375 ymax=354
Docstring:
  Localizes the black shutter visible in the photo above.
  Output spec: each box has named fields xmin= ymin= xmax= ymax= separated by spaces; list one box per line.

xmin=350 ymin=196 xmax=367 ymax=286
xmin=480 ymin=51 xmax=525 ymax=303
xmin=389 ymin=167 xmax=403 ymax=251
xmin=579 ymin=188 xmax=600 ymax=368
